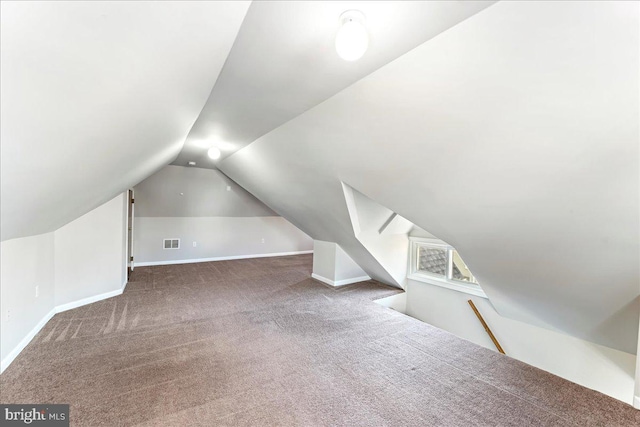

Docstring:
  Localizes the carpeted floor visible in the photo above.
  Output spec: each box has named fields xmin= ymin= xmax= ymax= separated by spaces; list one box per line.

xmin=1 ymin=254 xmax=638 ymax=426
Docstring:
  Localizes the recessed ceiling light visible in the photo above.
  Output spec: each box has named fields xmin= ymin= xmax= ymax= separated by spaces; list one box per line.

xmin=207 ymin=147 xmax=221 ymax=160
xmin=335 ymin=10 xmax=368 ymax=62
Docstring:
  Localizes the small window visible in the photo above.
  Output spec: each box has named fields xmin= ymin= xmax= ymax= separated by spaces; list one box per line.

xmin=163 ymin=238 xmax=180 ymax=249
xmin=417 ymin=246 xmax=448 ymax=277
xmin=409 ymin=237 xmax=485 ymax=297
xmin=451 ymin=250 xmax=478 ymax=284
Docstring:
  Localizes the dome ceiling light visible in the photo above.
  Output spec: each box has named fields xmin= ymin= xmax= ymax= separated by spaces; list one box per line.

xmin=335 ymin=10 xmax=368 ymax=62
xmin=207 ymin=147 xmax=221 ymax=160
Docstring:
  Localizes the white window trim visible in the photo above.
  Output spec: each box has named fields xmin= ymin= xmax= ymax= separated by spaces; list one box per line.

xmin=408 ymin=237 xmax=487 ymax=298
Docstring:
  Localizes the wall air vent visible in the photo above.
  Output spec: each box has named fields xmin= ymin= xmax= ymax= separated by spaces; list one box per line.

xmin=163 ymin=238 xmax=180 ymax=249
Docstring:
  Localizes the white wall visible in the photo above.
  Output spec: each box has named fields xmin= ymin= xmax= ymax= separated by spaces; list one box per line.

xmin=334 ymin=244 xmax=369 ymax=283
xmin=402 ymin=279 xmax=637 ymax=405
xmin=134 ymin=217 xmax=312 ymax=265
xmin=375 ymin=293 xmax=407 ymax=314
xmin=409 ymin=226 xmax=436 ymax=239
xmin=1 ymin=193 xmax=128 ymax=372
xmin=312 ymin=240 xmax=369 ymax=286
xmin=1 ymin=233 xmax=55 ymax=366
xmin=54 ymin=194 xmax=127 ymax=306
xmin=133 ymin=165 xmax=277 ymax=218
xmin=312 ymin=241 xmax=338 ymax=281
xmin=342 ymin=183 xmax=410 ymax=288
xmin=133 ymin=165 xmax=312 ymax=265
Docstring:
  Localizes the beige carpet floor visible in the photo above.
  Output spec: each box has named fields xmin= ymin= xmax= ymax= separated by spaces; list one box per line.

xmin=1 ymin=254 xmax=638 ymax=426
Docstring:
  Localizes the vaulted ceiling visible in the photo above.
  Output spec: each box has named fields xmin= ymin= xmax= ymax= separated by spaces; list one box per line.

xmin=0 ymin=1 xmax=250 ymax=240
xmin=172 ymin=1 xmax=495 ymax=168
xmin=1 ymin=1 xmax=638 ymax=353
xmin=1 ymin=0 xmax=493 ymax=240
xmin=218 ymin=1 xmax=639 ymax=353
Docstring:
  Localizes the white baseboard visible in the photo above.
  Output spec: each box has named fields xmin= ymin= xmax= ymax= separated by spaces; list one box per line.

xmin=0 ymin=280 xmax=128 ymax=374
xmin=0 ymin=308 xmax=56 ymax=373
xmin=55 ymin=280 xmax=128 ymax=313
xmin=1 ymin=250 xmax=313 ymax=373
xmin=134 ymin=250 xmax=313 ymax=267
xmin=634 ymin=395 xmax=640 ymax=410
xmin=311 ymin=273 xmax=371 ymax=287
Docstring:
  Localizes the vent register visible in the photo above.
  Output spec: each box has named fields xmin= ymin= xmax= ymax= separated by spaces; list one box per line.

xmin=163 ymin=239 xmax=180 ymax=249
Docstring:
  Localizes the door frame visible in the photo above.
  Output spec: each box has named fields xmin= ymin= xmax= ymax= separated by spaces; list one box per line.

xmin=127 ymin=189 xmax=135 ymax=273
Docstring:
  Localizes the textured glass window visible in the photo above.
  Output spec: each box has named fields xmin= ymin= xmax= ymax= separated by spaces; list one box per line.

xmin=417 ymin=246 xmax=448 ymax=276
xmin=451 ymin=250 xmax=478 ymax=283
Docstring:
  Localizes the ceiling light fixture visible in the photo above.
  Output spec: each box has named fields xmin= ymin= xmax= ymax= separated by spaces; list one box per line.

xmin=335 ymin=10 xmax=368 ymax=62
xmin=207 ymin=147 xmax=221 ymax=160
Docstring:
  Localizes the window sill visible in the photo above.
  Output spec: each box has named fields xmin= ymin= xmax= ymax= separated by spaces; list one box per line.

xmin=407 ymin=272 xmax=488 ymax=298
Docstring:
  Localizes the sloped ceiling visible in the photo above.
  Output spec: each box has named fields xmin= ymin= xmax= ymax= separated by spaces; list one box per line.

xmin=2 ymin=1 xmax=637 ymax=354
xmin=219 ymin=1 xmax=639 ymax=353
xmin=0 ymin=1 xmax=250 ymax=241
xmin=172 ymin=0 xmax=495 ymax=168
